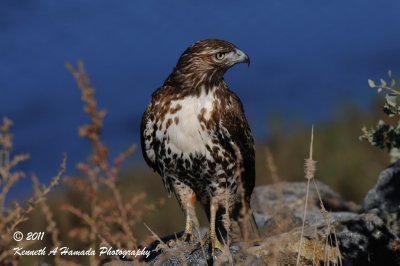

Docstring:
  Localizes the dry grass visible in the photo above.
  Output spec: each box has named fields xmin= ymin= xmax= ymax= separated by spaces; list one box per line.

xmin=59 ymin=61 xmax=163 ymax=265
xmin=246 ymin=128 xmax=344 ymax=266
xmin=0 ymin=117 xmax=66 ymax=266
xmin=144 ymin=224 xmax=189 ymax=266
xmin=264 ymin=146 xmax=280 ymax=183
xmin=296 ymin=126 xmax=342 ymax=266
xmin=0 ymin=61 xmax=164 ymax=266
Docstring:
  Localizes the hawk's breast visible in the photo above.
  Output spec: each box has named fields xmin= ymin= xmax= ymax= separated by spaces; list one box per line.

xmin=157 ymin=89 xmax=218 ymax=158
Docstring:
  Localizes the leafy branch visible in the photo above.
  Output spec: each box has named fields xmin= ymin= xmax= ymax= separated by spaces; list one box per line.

xmin=361 ymin=70 xmax=400 ymax=161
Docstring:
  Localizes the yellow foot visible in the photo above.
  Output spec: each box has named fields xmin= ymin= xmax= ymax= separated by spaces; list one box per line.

xmin=167 ymin=231 xmax=197 ymax=247
xmin=181 ymin=231 xmax=196 ymax=242
xmin=199 ymin=232 xmax=225 ymax=257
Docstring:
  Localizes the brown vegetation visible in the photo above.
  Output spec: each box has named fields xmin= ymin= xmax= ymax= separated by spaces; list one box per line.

xmin=0 ymin=61 xmax=164 ymax=266
xmin=58 ymin=61 xmax=163 ymax=265
xmin=0 ymin=117 xmax=66 ymax=266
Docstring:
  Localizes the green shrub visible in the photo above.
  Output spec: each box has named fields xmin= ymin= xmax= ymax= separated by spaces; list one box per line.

xmin=361 ymin=71 xmax=400 ymax=162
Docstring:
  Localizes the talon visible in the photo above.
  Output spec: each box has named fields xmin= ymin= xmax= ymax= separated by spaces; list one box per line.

xmin=211 ymin=237 xmax=224 ymax=257
xmin=167 ymin=230 xmax=197 ymax=247
xmin=181 ymin=232 xmax=195 ymax=242
xmin=200 ymin=232 xmax=209 ymax=247
xmin=198 ymin=200 xmax=228 ymax=258
xmin=167 ymin=239 xmax=178 ymax=247
xmin=198 ymin=231 xmax=225 ymax=257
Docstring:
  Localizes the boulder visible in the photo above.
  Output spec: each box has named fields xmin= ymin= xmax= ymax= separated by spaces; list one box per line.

xmin=364 ymin=160 xmax=400 ymax=236
xmin=106 ymin=164 xmax=400 ymax=265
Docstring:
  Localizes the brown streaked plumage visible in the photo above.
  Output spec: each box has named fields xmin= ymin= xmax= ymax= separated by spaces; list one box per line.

xmin=140 ymin=39 xmax=256 ymax=256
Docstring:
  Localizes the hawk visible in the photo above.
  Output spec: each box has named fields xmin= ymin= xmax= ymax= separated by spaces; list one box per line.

xmin=141 ymin=39 xmax=256 ymax=255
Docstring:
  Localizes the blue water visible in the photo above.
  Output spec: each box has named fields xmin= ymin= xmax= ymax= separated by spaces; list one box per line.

xmin=1 ymin=1 xmax=400 ymax=191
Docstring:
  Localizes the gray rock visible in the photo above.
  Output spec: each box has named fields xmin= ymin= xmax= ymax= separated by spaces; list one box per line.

xmin=334 ymin=211 xmax=400 ymax=265
xmin=248 ymin=179 xmax=400 ymax=265
xmin=248 ymin=211 xmax=400 ymax=266
xmin=108 ymin=166 xmax=400 ymax=266
xmin=364 ymin=160 xmax=400 ymax=213
xmin=252 ymin=180 xmax=361 ymax=233
xmin=364 ymin=161 xmax=400 ymax=237
xmin=101 ymin=261 xmax=135 ymax=266
xmin=141 ymin=240 xmax=264 ymax=266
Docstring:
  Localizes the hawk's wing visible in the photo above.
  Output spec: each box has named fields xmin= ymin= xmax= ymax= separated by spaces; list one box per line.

xmin=140 ymin=87 xmax=162 ymax=172
xmin=220 ymin=91 xmax=255 ymax=204
xmin=140 ymin=87 xmax=173 ymax=195
xmin=140 ymin=104 xmax=156 ymax=171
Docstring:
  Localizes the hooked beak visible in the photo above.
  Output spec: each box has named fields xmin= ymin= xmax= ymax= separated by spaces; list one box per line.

xmin=233 ymin=48 xmax=250 ymax=66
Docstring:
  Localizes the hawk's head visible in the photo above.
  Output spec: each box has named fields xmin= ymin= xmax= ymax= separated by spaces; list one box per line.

xmin=168 ymin=39 xmax=250 ymax=88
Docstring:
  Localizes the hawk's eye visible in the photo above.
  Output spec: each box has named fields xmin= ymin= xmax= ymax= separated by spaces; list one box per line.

xmin=215 ymin=52 xmax=225 ymax=60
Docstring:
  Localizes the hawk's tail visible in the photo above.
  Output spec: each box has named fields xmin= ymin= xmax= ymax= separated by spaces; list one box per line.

xmin=245 ymin=200 xmax=260 ymax=239
xmin=231 ymin=199 xmax=260 ymax=241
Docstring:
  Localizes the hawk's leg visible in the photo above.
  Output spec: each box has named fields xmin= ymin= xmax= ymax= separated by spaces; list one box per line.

xmin=209 ymin=200 xmax=224 ymax=256
xmin=200 ymin=199 xmax=225 ymax=257
xmin=170 ymin=179 xmax=199 ymax=243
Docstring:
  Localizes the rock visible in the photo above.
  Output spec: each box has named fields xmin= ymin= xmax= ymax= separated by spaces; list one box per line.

xmin=364 ymin=160 xmax=400 ymax=236
xmin=248 ymin=211 xmax=400 ymax=266
xmin=107 ymin=166 xmax=400 ymax=265
xmin=144 ymin=242 xmax=264 ymax=266
xmin=248 ymin=179 xmax=400 ymax=265
xmin=101 ymin=261 xmax=135 ymax=266
xmin=335 ymin=211 xmax=400 ymax=265
xmin=251 ymin=180 xmax=361 ymax=234
xmin=364 ymin=160 xmax=400 ymax=213
xmin=138 ymin=231 xmax=264 ymax=266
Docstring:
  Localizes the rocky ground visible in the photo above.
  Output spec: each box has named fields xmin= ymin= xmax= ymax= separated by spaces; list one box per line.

xmin=104 ymin=161 xmax=400 ymax=266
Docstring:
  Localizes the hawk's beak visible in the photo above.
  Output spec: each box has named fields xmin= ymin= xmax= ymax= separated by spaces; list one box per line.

xmin=234 ymin=48 xmax=250 ymax=67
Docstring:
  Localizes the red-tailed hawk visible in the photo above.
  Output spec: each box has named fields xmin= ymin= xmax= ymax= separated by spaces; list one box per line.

xmin=141 ymin=39 xmax=255 ymax=255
